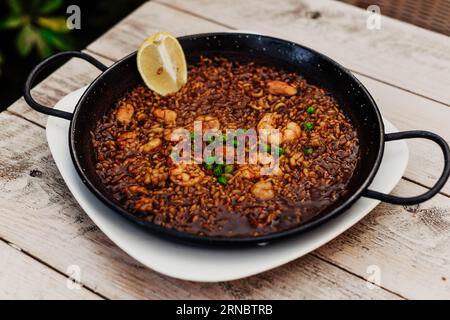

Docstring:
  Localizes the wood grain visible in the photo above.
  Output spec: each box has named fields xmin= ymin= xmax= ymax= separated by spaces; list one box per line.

xmin=315 ymin=180 xmax=450 ymax=299
xmin=156 ymin=0 xmax=450 ymax=105
xmin=0 ymin=240 xmax=100 ymax=299
xmin=354 ymin=74 xmax=450 ymax=196
xmin=11 ymin=1 xmax=449 ymax=194
xmin=87 ymin=1 xmax=229 ymax=61
xmin=0 ymin=111 xmax=399 ymax=299
xmin=0 ymin=110 xmax=446 ymax=298
xmin=2 ymin=0 xmax=449 ymax=299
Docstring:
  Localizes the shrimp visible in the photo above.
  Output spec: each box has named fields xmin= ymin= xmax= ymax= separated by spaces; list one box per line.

xmin=169 ymin=163 xmax=205 ymax=187
xmin=236 ymin=165 xmax=261 ymax=180
xmin=267 ymin=80 xmax=297 ymax=96
xmin=236 ymin=153 xmax=282 ymax=179
xmin=116 ymin=103 xmax=134 ymax=124
xmin=140 ymin=138 xmax=162 ymax=154
xmin=144 ymin=167 xmax=168 ymax=187
xmin=134 ymin=197 xmax=154 ymax=212
xmin=257 ymin=113 xmax=279 ymax=144
xmin=289 ymin=152 xmax=304 ymax=167
xmin=195 ymin=115 xmax=220 ymax=131
xmin=116 ymin=131 xmax=139 ymax=150
xmin=128 ymin=185 xmax=148 ymax=195
xmin=251 ymin=180 xmax=275 ymax=200
xmin=125 ymin=157 xmax=168 ymax=187
xmin=153 ymin=108 xmax=177 ymax=124
xmin=282 ymin=122 xmax=301 ymax=143
xmin=257 ymin=113 xmax=301 ymax=144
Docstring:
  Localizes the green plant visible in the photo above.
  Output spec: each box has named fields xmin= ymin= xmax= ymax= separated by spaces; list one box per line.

xmin=0 ymin=0 xmax=73 ymax=58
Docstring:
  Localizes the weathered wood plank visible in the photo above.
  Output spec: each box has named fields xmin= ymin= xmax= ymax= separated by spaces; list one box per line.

xmin=87 ymin=1 xmax=229 ymax=61
xmin=316 ymin=180 xmax=450 ymax=299
xmin=0 ymin=240 xmax=101 ymax=299
xmin=156 ymin=0 xmax=450 ymax=105
xmin=9 ymin=1 xmax=449 ymax=194
xmin=0 ymin=111 xmax=399 ymax=299
xmin=355 ymin=74 xmax=450 ymax=196
xmin=3 ymin=0 xmax=449 ymax=299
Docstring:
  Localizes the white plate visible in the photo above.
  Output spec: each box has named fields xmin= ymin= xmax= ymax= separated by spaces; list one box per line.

xmin=46 ymin=86 xmax=408 ymax=282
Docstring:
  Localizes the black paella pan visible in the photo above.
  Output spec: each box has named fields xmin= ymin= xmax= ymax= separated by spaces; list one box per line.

xmin=24 ymin=33 xmax=450 ymax=245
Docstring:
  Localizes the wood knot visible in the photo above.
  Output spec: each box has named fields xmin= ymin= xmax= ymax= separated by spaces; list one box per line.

xmin=29 ymin=169 xmax=43 ymax=178
xmin=307 ymin=11 xmax=321 ymax=19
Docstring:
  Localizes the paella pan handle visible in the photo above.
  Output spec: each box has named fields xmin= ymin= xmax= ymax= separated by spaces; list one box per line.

xmin=364 ymin=130 xmax=450 ymax=205
xmin=24 ymin=51 xmax=108 ymax=121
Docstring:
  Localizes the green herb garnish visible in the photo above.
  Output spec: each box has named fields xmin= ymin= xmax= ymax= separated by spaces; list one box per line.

xmin=224 ymin=165 xmax=234 ymax=174
xmin=217 ymin=175 xmax=228 ymax=185
xmin=306 ymin=106 xmax=316 ymax=114
xmin=303 ymin=147 xmax=314 ymax=155
xmin=304 ymin=122 xmax=314 ymax=131
xmin=213 ymin=165 xmax=224 ymax=177
xmin=276 ymin=147 xmax=285 ymax=155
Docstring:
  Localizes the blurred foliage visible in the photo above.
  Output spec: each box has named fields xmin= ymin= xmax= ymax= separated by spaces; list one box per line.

xmin=0 ymin=0 xmax=146 ymax=109
xmin=0 ymin=0 xmax=73 ymax=58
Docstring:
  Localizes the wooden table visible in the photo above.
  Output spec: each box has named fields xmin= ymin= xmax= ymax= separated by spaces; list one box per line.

xmin=1 ymin=0 xmax=449 ymax=300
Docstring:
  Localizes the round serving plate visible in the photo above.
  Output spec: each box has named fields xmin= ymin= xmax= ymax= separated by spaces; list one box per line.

xmin=46 ymin=86 xmax=408 ymax=282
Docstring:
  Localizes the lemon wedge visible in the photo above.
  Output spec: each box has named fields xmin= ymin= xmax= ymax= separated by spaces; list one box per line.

xmin=137 ymin=32 xmax=187 ymax=96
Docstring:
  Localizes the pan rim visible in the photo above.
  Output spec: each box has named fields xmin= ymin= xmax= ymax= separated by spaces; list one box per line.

xmin=69 ymin=32 xmax=385 ymax=246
